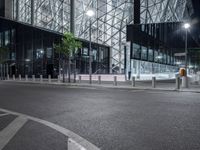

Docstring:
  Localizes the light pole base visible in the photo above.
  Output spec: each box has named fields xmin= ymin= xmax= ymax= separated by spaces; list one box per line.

xmin=182 ymin=76 xmax=189 ymax=88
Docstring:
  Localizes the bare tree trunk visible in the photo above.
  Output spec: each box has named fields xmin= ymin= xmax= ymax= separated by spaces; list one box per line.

xmin=0 ymin=64 xmax=2 ymax=80
xmin=62 ymin=60 xmax=65 ymax=83
xmin=73 ymin=58 xmax=76 ymax=83
xmin=68 ymin=56 xmax=71 ymax=83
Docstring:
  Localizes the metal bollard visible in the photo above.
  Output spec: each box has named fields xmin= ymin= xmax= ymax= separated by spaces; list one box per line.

xmin=79 ymin=75 xmax=81 ymax=83
xmin=40 ymin=75 xmax=43 ymax=83
xmin=7 ymin=74 xmax=9 ymax=80
xmin=132 ymin=76 xmax=136 ymax=87
xmin=13 ymin=75 xmax=15 ymax=81
xmin=32 ymin=75 xmax=35 ymax=82
xmin=57 ymin=75 xmax=61 ymax=83
xmin=89 ymin=75 xmax=92 ymax=84
xmin=48 ymin=75 xmax=51 ymax=83
xmin=199 ymin=75 xmax=200 ymax=85
xmin=19 ymin=74 xmax=22 ymax=81
xmin=25 ymin=75 xmax=28 ymax=81
xmin=114 ymin=76 xmax=117 ymax=86
xmin=98 ymin=76 xmax=101 ymax=84
xmin=176 ymin=76 xmax=180 ymax=90
xmin=152 ymin=77 xmax=156 ymax=88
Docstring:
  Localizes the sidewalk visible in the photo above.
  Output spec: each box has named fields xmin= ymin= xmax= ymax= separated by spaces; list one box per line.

xmin=2 ymin=78 xmax=200 ymax=93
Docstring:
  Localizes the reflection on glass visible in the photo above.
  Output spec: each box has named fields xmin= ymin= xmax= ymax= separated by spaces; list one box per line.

xmin=36 ymin=49 xmax=44 ymax=59
xmin=46 ymin=48 xmax=52 ymax=58
xmin=5 ymin=31 xmax=10 ymax=46
xmin=154 ymin=51 xmax=158 ymax=62
xmin=83 ymin=48 xmax=88 ymax=55
xmin=141 ymin=46 xmax=147 ymax=60
xmin=148 ymin=49 xmax=153 ymax=61
xmin=132 ymin=43 xmax=141 ymax=59
xmin=93 ymin=49 xmax=97 ymax=61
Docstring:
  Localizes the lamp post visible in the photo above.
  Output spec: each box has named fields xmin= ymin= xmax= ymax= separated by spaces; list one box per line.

xmin=183 ymin=23 xmax=191 ymax=88
xmin=86 ymin=9 xmax=95 ymax=84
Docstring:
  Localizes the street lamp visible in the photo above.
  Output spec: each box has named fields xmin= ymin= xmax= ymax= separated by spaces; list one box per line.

xmin=86 ymin=9 xmax=95 ymax=84
xmin=183 ymin=22 xmax=191 ymax=88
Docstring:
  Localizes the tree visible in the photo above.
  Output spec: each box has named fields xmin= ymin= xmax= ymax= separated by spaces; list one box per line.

xmin=54 ymin=32 xmax=82 ymax=83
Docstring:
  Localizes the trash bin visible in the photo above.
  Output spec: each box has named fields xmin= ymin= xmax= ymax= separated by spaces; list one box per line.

xmin=179 ymin=68 xmax=186 ymax=77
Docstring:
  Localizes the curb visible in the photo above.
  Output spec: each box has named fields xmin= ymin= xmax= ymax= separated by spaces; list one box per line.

xmin=3 ymin=80 xmax=200 ymax=93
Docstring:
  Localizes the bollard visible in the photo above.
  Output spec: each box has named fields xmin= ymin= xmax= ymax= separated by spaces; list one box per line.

xmin=182 ymin=76 xmax=188 ymax=88
xmin=13 ymin=75 xmax=15 ymax=81
xmin=114 ymin=76 xmax=117 ymax=86
xmin=32 ymin=75 xmax=35 ymax=82
xmin=40 ymin=75 xmax=43 ymax=83
xmin=19 ymin=74 xmax=22 ymax=81
xmin=7 ymin=74 xmax=9 ymax=80
xmin=89 ymin=75 xmax=92 ymax=84
xmin=152 ymin=77 xmax=156 ymax=88
xmin=199 ymin=75 xmax=200 ymax=85
xmin=98 ymin=76 xmax=101 ymax=84
xmin=176 ymin=76 xmax=180 ymax=90
xmin=79 ymin=75 xmax=81 ymax=83
xmin=48 ymin=75 xmax=51 ymax=83
xmin=57 ymin=75 xmax=61 ymax=83
xmin=132 ymin=76 xmax=136 ymax=87
xmin=25 ymin=75 xmax=28 ymax=81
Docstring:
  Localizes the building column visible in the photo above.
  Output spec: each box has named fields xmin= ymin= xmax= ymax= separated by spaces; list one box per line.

xmin=31 ymin=0 xmax=34 ymax=25
xmin=134 ymin=0 xmax=140 ymax=24
xmin=4 ymin=0 xmax=13 ymax=19
xmin=136 ymin=60 xmax=141 ymax=79
xmin=70 ymin=0 xmax=75 ymax=34
xmin=15 ymin=0 xmax=19 ymax=21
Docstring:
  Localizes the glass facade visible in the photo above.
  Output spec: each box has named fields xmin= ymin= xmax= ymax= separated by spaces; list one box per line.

xmin=126 ymin=22 xmax=199 ymax=79
xmin=2 ymin=0 xmax=192 ymax=74
xmin=0 ymin=18 xmax=110 ymax=77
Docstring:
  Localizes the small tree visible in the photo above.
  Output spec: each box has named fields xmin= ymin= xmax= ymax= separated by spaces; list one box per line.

xmin=54 ymin=32 xmax=82 ymax=83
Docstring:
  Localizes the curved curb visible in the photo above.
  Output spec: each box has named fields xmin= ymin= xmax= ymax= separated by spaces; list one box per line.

xmin=0 ymin=108 xmax=100 ymax=150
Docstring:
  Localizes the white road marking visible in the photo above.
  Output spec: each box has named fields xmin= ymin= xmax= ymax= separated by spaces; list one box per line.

xmin=0 ymin=116 xmax=28 ymax=150
xmin=68 ymin=138 xmax=86 ymax=150
xmin=0 ymin=108 xmax=100 ymax=150
xmin=0 ymin=113 xmax=9 ymax=117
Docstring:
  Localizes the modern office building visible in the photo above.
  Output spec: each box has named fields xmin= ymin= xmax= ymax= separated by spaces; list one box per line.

xmin=126 ymin=21 xmax=200 ymax=79
xmin=0 ymin=0 xmax=199 ymax=78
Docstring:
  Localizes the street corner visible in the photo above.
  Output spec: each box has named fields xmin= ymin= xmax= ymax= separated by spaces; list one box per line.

xmin=0 ymin=108 xmax=99 ymax=150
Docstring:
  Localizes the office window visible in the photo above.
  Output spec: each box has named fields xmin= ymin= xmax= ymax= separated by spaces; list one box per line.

xmin=5 ymin=31 xmax=10 ymax=46
xmin=154 ymin=51 xmax=158 ymax=62
xmin=148 ymin=49 xmax=154 ymax=61
xmin=82 ymin=47 xmax=88 ymax=56
xmin=132 ymin=43 xmax=141 ymax=59
xmin=141 ymin=46 xmax=148 ymax=60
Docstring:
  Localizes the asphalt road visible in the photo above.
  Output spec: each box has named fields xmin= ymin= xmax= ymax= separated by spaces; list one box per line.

xmin=0 ymin=82 xmax=200 ymax=150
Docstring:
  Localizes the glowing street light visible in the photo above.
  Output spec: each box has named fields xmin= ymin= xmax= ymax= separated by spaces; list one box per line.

xmin=86 ymin=9 xmax=95 ymax=84
xmin=182 ymin=22 xmax=191 ymax=88
xmin=183 ymin=23 xmax=191 ymax=29
xmin=86 ymin=10 xmax=95 ymax=17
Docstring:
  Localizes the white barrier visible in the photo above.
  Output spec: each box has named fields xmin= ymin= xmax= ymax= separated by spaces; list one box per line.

xmin=40 ymin=75 xmax=43 ymax=82
xmin=25 ymin=75 xmax=28 ymax=81
xmin=13 ymin=75 xmax=15 ymax=81
xmin=32 ymin=75 xmax=35 ymax=82
xmin=19 ymin=74 xmax=22 ymax=81
xmin=48 ymin=75 xmax=51 ymax=83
